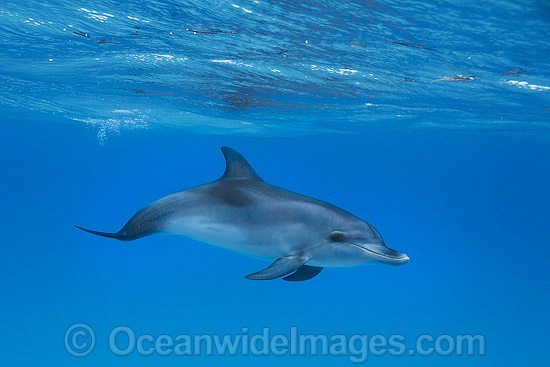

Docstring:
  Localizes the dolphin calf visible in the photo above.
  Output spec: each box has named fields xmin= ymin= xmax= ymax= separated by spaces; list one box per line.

xmin=76 ymin=147 xmax=409 ymax=281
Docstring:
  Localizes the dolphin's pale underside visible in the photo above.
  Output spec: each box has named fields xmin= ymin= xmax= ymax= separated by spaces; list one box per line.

xmin=76 ymin=147 xmax=409 ymax=281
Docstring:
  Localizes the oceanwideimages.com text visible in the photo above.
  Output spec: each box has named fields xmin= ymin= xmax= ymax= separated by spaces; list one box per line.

xmin=65 ymin=323 xmax=485 ymax=362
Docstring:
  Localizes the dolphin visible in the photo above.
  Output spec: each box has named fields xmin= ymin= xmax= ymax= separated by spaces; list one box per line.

xmin=76 ymin=147 xmax=409 ymax=281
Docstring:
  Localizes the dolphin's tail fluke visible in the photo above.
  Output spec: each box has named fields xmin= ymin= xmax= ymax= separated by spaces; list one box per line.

xmin=75 ymin=203 xmax=165 ymax=242
xmin=74 ymin=225 xmax=133 ymax=241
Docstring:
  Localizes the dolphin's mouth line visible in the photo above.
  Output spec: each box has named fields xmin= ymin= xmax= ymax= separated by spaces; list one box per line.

xmin=349 ymin=243 xmax=409 ymax=261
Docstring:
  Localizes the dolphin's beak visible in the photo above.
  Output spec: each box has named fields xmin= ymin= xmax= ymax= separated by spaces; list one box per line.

xmin=354 ymin=243 xmax=410 ymax=266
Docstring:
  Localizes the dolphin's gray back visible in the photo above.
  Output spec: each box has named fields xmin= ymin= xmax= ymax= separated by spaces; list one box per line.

xmin=77 ymin=176 xmax=365 ymax=254
xmin=76 ymin=146 xmax=367 ymax=254
xmin=153 ymin=178 xmax=358 ymax=259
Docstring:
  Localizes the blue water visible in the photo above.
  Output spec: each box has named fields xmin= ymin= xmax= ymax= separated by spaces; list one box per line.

xmin=1 ymin=0 xmax=550 ymax=366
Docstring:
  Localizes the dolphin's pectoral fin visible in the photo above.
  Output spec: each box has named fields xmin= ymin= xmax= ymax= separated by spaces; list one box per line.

xmin=245 ymin=255 xmax=309 ymax=280
xmin=283 ymin=265 xmax=323 ymax=282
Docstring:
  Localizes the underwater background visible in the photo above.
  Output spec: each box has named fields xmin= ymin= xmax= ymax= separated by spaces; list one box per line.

xmin=1 ymin=0 xmax=549 ymax=365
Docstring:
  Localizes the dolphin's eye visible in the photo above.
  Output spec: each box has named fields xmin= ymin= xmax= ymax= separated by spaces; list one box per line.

xmin=329 ymin=231 xmax=345 ymax=242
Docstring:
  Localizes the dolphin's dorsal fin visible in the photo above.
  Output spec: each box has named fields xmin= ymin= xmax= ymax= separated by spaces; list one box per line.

xmin=221 ymin=147 xmax=262 ymax=181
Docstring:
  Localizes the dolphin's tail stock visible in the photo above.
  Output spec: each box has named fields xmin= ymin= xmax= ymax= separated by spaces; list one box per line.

xmin=75 ymin=198 xmax=169 ymax=241
xmin=74 ymin=220 xmax=160 ymax=241
xmin=74 ymin=225 xmax=136 ymax=241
